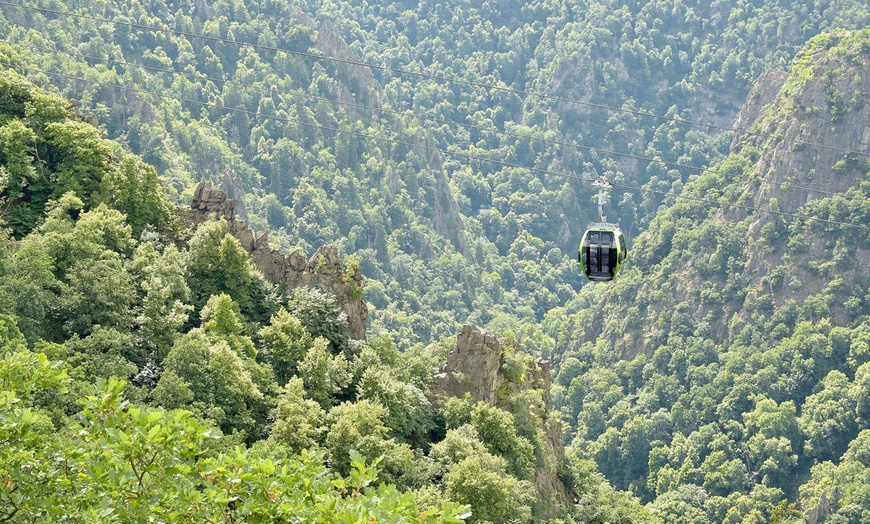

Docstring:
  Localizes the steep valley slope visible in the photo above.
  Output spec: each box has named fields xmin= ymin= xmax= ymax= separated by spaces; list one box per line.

xmin=548 ymin=28 xmax=870 ymax=522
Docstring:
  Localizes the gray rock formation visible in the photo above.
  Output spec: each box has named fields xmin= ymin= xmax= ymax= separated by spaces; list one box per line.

xmin=806 ymin=487 xmax=841 ymax=524
xmin=187 ymin=182 xmax=367 ymax=340
xmin=429 ymin=325 xmax=551 ymax=408
xmin=429 ymin=325 xmax=570 ymax=516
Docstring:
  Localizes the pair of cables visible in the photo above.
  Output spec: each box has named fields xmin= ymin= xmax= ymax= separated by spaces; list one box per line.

xmin=1 ymin=1 xmax=868 ymax=232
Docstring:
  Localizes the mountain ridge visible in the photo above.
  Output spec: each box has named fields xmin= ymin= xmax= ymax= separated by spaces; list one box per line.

xmin=569 ymin=28 xmax=870 ymax=358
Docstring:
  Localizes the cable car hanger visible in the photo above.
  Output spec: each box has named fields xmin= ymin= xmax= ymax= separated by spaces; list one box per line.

xmin=579 ymin=177 xmax=628 ymax=282
xmin=592 ymin=177 xmax=612 ymax=225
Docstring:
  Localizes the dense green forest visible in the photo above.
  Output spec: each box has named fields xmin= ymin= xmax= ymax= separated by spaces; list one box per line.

xmin=0 ymin=71 xmax=659 ymax=522
xmin=2 ymin=0 xmax=869 ymax=348
xmin=2 ymin=0 xmax=870 ymax=521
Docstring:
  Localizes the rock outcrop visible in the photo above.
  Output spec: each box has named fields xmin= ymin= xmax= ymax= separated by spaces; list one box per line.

xmin=429 ymin=325 xmax=551 ymax=408
xmin=805 ymin=487 xmax=841 ymax=524
xmin=315 ymin=20 xmax=382 ymax=114
xmin=429 ymin=325 xmax=570 ymax=516
xmin=186 ymin=182 xmax=367 ymax=340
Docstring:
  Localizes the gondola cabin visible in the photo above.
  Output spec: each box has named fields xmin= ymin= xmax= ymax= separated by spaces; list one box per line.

xmin=579 ymin=224 xmax=627 ymax=281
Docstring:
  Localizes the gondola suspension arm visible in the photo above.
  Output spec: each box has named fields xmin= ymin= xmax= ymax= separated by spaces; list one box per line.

xmin=592 ymin=176 xmax=611 ymax=224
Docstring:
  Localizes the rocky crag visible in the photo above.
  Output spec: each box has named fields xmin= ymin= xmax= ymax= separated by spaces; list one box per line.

xmin=430 ymin=325 xmax=572 ymax=517
xmin=186 ymin=182 xmax=367 ymax=340
xmin=429 ymin=325 xmax=552 ymax=408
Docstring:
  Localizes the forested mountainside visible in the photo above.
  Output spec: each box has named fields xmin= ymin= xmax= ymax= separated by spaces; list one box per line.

xmin=4 ymin=0 xmax=870 ymax=522
xmin=0 ymin=72 xmax=658 ymax=522
xmin=547 ymin=29 xmax=870 ymax=522
xmin=1 ymin=0 xmax=869 ymax=348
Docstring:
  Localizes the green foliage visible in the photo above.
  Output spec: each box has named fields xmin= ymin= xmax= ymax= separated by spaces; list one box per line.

xmin=44 ymin=120 xmax=114 ymax=206
xmin=0 ymin=313 xmax=25 ymax=350
xmin=469 ymin=401 xmax=536 ymax=479
xmin=1 ymin=196 xmax=140 ymax=342
xmin=501 ymin=343 xmax=530 ymax=384
xmin=564 ymin=457 xmax=658 ymax=523
xmin=158 ymin=329 xmax=265 ymax=438
xmin=269 ymin=377 xmax=325 ymax=453
xmin=0 ymin=226 xmax=64 ymax=342
xmin=130 ymin=240 xmax=192 ymax=363
xmin=743 ymin=396 xmax=800 ymax=488
xmin=4 ymin=2 xmax=870 ymax=521
xmin=0 ymin=118 xmax=36 ymax=201
xmin=63 ymin=253 xmax=136 ymax=335
xmin=325 ymin=399 xmax=396 ymax=477
xmin=64 ymin=326 xmax=138 ymax=383
xmin=284 ymin=286 xmax=352 ymax=356
xmin=0 ymin=347 xmax=69 ymax=522
xmin=444 ymin=452 xmax=534 ymax=524
xmin=800 ymin=370 xmax=859 ymax=460
xmin=1 ymin=357 xmax=468 ymax=522
xmin=357 ymin=366 xmax=434 ymax=440
xmin=431 ymin=425 xmax=490 ymax=467
xmin=299 ymin=337 xmax=351 ymax=409
xmin=186 ymin=220 xmax=271 ymax=321
xmin=102 ymin=154 xmax=175 ymax=237
xmin=201 ymin=293 xmax=258 ymax=358
xmin=259 ymin=308 xmax=316 ymax=385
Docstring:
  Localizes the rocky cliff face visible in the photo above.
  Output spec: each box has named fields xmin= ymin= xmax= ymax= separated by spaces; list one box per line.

xmin=429 ymin=325 xmax=551 ymax=408
xmin=429 ymin=325 xmax=571 ymax=516
xmin=187 ymin=182 xmax=367 ymax=340
xmin=315 ymin=20 xmax=382 ymax=114
xmin=726 ymin=32 xmax=870 ymax=320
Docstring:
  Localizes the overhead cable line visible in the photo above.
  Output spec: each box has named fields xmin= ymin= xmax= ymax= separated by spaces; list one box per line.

xmin=10 ymin=40 xmax=844 ymax=198
xmin=2 ymin=0 xmax=869 ymax=160
xmin=5 ymin=62 xmax=869 ymax=233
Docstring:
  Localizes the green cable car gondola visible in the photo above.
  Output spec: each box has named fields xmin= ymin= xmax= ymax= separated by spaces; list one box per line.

xmin=579 ymin=223 xmax=627 ymax=281
xmin=578 ymin=177 xmax=627 ymax=281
